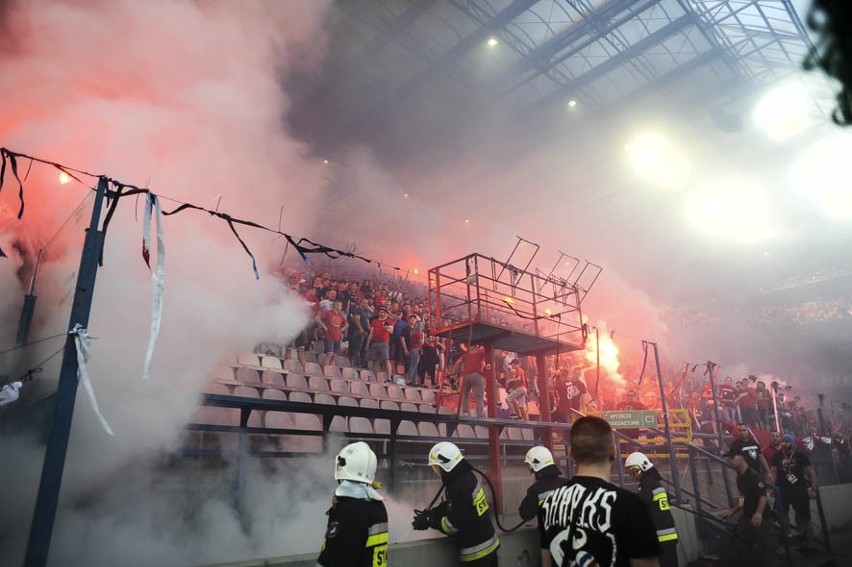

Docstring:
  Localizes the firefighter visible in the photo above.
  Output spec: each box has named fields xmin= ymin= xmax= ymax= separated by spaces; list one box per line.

xmin=519 ymin=446 xmax=571 ymax=567
xmin=412 ymin=441 xmax=500 ymax=565
xmin=625 ymin=452 xmax=679 ymax=567
xmin=318 ymin=441 xmax=389 ymax=567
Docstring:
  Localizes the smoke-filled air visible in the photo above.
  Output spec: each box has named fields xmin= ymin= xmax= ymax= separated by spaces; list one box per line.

xmin=2 ymin=0 xmax=852 ymax=565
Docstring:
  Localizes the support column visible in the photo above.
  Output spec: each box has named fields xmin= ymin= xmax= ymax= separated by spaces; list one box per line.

xmin=484 ymin=342 xmax=502 ymax=512
xmin=535 ymin=352 xmax=553 ymax=451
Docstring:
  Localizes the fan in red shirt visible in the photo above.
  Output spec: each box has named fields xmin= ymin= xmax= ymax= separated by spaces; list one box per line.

xmin=366 ymin=307 xmax=394 ymax=380
xmin=735 ymin=380 xmax=759 ymax=429
xmin=318 ymin=301 xmax=347 ymax=368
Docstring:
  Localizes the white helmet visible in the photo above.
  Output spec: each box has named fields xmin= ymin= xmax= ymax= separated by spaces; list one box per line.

xmin=335 ymin=441 xmax=377 ymax=484
xmin=625 ymin=452 xmax=654 ymax=472
xmin=429 ymin=441 xmax=463 ymax=472
xmin=524 ymin=446 xmax=555 ymax=472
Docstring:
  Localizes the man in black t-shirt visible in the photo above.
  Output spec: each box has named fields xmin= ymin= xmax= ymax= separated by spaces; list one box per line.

xmin=538 ymin=416 xmax=660 ymax=567
xmin=772 ymin=433 xmax=817 ymax=551
xmin=728 ymin=423 xmax=771 ymax=480
xmin=721 ymin=448 xmax=775 ymax=567
xmin=553 ymin=367 xmax=587 ymax=422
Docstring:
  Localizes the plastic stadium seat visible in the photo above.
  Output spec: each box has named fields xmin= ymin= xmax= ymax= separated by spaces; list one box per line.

xmin=205 ymin=383 xmax=232 ymax=395
xmin=455 ymin=424 xmax=475 ymax=439
xmin=236 ymin=367 xmax=261 ymax=383
xmin=418 ymin=422 xmax=439 ymax=437
xmin=374 ymin=419 xmax=391 ymax=435
xmin=314 ymin=393 xmax=336 ymax=405
xmin=419 ymin=405 xmax=435 ymax=413
xmin=265 ymin=411 xmax=292 ymax=429
xmin=400 ymin=402 xmax=418 ymax=413
xmin=262 ymin=389 xmax=287 ymax=401
xmin=360 ymin=398 xmax=380 ymax=409
xmin=474 ymin=426 xmax=489 ymax=439
xmin=247 ymin=411 xmax=263 ymax=428
xmin=329 ymin=380 xmax=350 ymax=394
xmin=506 ymin=428 xmax=524 ymax=440
xmin=260 ymin=356 xmax=282 ymax=370
xmin=392 ymin=374 xmax=407 ymax=385
xmin=341 ymin=367 xmax=358 ymax=380
xmin=334 ymin=355 xmax=351 ymax=367
xmin=360 ymin=370 xmax=376 ymax=382
xmin=262 ymin=370 xmax=286 ymax=386
xmin=386 ymin=385 xmax=405 ymax=401
xmin=521 ymin=429 xmax=534 ymax=441
xmin=211 ymin=366 xmax=234 ymax=382
xmin=323 ymin=365 xmax=342 ymax=379
xmin=369 ymin=384 xmax=387 ymax=398
xmin=284 ymin=359 xmax=303 ymax=373
xmin=192 ymin=406 xmax=238 ymax=427
xmin=304 ymin=362 xmax=323 ymax=377
xmin=404 ymin=388 xmax=421 ymax=402
xmin=237 ymin=353 xmax=259 ymax=367
xmin=233 ymin=386 xmax=260 ymax=398
xmin=350 ymin=382 xmax=370 ymax=397
xmin=309 ymin=376 xmax=330 ymax=392
xmin=420 ymin=389 xmax=435 ymax=403
xmin=376 ymin=371 xmax=389 ymax=383
xmin=284 ymin=413 xmax=323 ymax=452
xmin=329 ymin=415 xmax=347 ymax=433
xmin=289 ymin=391 xmax=313 ymax=404
xmin=337 ymin=396 xmax=358 ymax=408
xmin=286 ymin=373 xmax=308 ymax=390
xmin=380 ymin=400 xmax=400 ymax=411
xmin=398 ymin=421 xmax=418 ymax=436
xmin=438 ymin=406 xmax=453 ymax=415
xmin=349 ymin=417 xmax=373 ymax=434
xmin=304 ymin=351 xmax=319 ymax=363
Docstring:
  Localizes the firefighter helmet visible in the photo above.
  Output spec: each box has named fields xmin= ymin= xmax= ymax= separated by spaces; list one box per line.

xmin=335 ymin=441 xmax=378 ymax=484
xmin=428 ymin=441 xmax=464 ymax=472
xmin=524 ymin=446 xmax=555 ymax=472
xmin=625 ymin=452 xmax=654 ymax=472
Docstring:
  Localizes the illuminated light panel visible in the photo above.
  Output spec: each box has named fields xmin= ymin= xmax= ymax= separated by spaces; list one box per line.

xmin=753 ymin=82 xmax=811 ymax=141
xmin=789 ymin=134 xmax=852 ymax=219
xmin=487 ymin=37 xmax=499 ymax=47
xmin=58 ymin=172 xmax=71 ymax=185
xmin=624 ymin=130 xmax=689 ymax=189
xmin=683 ymin=177 xmax=777 ymax=243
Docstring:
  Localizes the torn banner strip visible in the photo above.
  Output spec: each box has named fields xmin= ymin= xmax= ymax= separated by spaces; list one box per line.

xmin=71 ymin=324 xmax=114 ymax=436
xmin=142 ymin=193 xmax=165 ymax=380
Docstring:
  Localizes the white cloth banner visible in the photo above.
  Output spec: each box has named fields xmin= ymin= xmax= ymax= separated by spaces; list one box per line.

xmin=142 ymin=193 xmax=165 ymax=380
xmin=71 ymin=324 xmax=114 ymax=436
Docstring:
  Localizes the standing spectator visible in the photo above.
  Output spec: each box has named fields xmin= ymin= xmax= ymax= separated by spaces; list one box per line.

xmin=390 ymin=311 xmax=409 ymax=374
xmin=505 ymin=359 xmax=528 ymax=420
xmin=347 ymin=298 xmax=370 ymax=369
xmin=419 ymin=335 xmax=441 ymax=388
xmin=407 ymin=316 xmax=424 ymax=386
xmin=719 ymin=377 xmax=738 ymax=423
xmin=772 ymin=433 xmax=818 ymax=553
xmin=728 ymin=423 xmax=772 ymax=480
xmin=736 ymin=381 xmax=760 ymax=429
xmin=720 ymin=448 xmax=775 ymax=567
xmin=317 ymin=301 xmax=347 ymax=369
xmin=755 ymin=381 xmax=773 ymax=430
xmin=553 ymin=367 xmax=587 ymax=422
xmin=538 ymin=416 xmax=660 ymax=566
xmin=316 ymin=442 xmax=388 ymax=567
xmin=365 ymin=307 xmax=394 ymax=380
xmin=762 ymin=430 xmax=783 ymax=470
xmin=625 ymin=452 xmax=679 ymax=567
xmin=450 ymin=343 xmax=486 ymax=418
xmin=617 ymin=390 xmax=647 ymax=410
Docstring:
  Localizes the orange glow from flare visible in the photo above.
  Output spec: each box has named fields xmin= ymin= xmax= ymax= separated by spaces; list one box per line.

xmin=413 ymin=268 xmax=419 ymax=275
xmin=58 ymin=172 xmax=71 ymax=184
xmin=544 ymin=308 xmax=552 ymax=317
xmin=584 ymin=331 xmax=623 ymax=383
xmin=503 ymin=296 xmax=514 ymax=305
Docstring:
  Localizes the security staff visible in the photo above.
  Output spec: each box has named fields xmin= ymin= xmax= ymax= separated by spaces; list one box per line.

xmin=412 ymin=441 xmax=500 ymax=565
xmin=625 ymin=452 xmax=679 ymax=567
xmin=720 ymin=448 xmax=775 ymax=567
xmin=519 ymin=446 xmax=571 ymax=567
xmin=318 ymin=442 xmax=389 ymax=567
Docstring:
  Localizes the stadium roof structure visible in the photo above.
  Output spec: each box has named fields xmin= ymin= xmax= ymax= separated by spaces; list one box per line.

xmin=289 ymin=0 xmax=827 ymax=166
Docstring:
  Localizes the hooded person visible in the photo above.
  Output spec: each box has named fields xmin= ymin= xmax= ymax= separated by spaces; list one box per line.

xmin=317 ymin=441 xmax=389 ymax=567
xmin=625 ymin=452 xmax=679 ymax=567
xmin=412 ymin=441 xmax=500 ymax=565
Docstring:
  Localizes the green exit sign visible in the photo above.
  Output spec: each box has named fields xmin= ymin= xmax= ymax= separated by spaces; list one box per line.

xmin=601 ymin=410 xmax=658 ymax=428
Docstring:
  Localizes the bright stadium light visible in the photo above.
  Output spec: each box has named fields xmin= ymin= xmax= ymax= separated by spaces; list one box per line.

xmin=58 ymin=172 xmax=71 ymax=185
xmin=753 ymin=81 xmax=811 ymax=141
xmin=624 ymin=130 xmax=690 ymax=189
xmin=567 ymin=99 xmax=577 ymax=109
xmin=789 ymin=134 xmax=852 ymax=219
xmin=683 ymin=177 xmax=777 ymax=243
xmin=487 ymin=37 xmax=499 ymax=47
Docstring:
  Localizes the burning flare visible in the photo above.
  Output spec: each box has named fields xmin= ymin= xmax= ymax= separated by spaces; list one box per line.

xmin=584 ymin=328 xmax=624 ymax=384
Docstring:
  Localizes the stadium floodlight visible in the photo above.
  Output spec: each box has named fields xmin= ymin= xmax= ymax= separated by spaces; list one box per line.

xmin=683 ymin=177 xmax=777 ymax=243
xmin=789 ymin=134 xmax=852 ymax=219
xmin=624 ymin=130 xmax=689 ymax=189
xmin=58 ymin=172 xmax=71 ymax=185
xmin=487 ymin=37 xmax=499 ymax=47
xmin=753 ymin=81 xmax=811 ymax=142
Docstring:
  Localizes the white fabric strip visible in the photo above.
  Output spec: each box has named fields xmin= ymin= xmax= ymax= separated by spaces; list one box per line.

xmin=142 ymin=193 xmax=165 ymax=380
xmin=72 ymin=324 xmax=114 ymax=436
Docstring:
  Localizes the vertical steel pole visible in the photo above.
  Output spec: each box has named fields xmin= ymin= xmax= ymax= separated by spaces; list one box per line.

xmin=707 ymin=362 xmax=733 ymax=501
xmin=652 ymin=342 xmax=682 ymax=503
xmin=535 ymin=352 xmax=552 ymax=450
xmin=25 ymin=177 xmax=108 ymax=567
